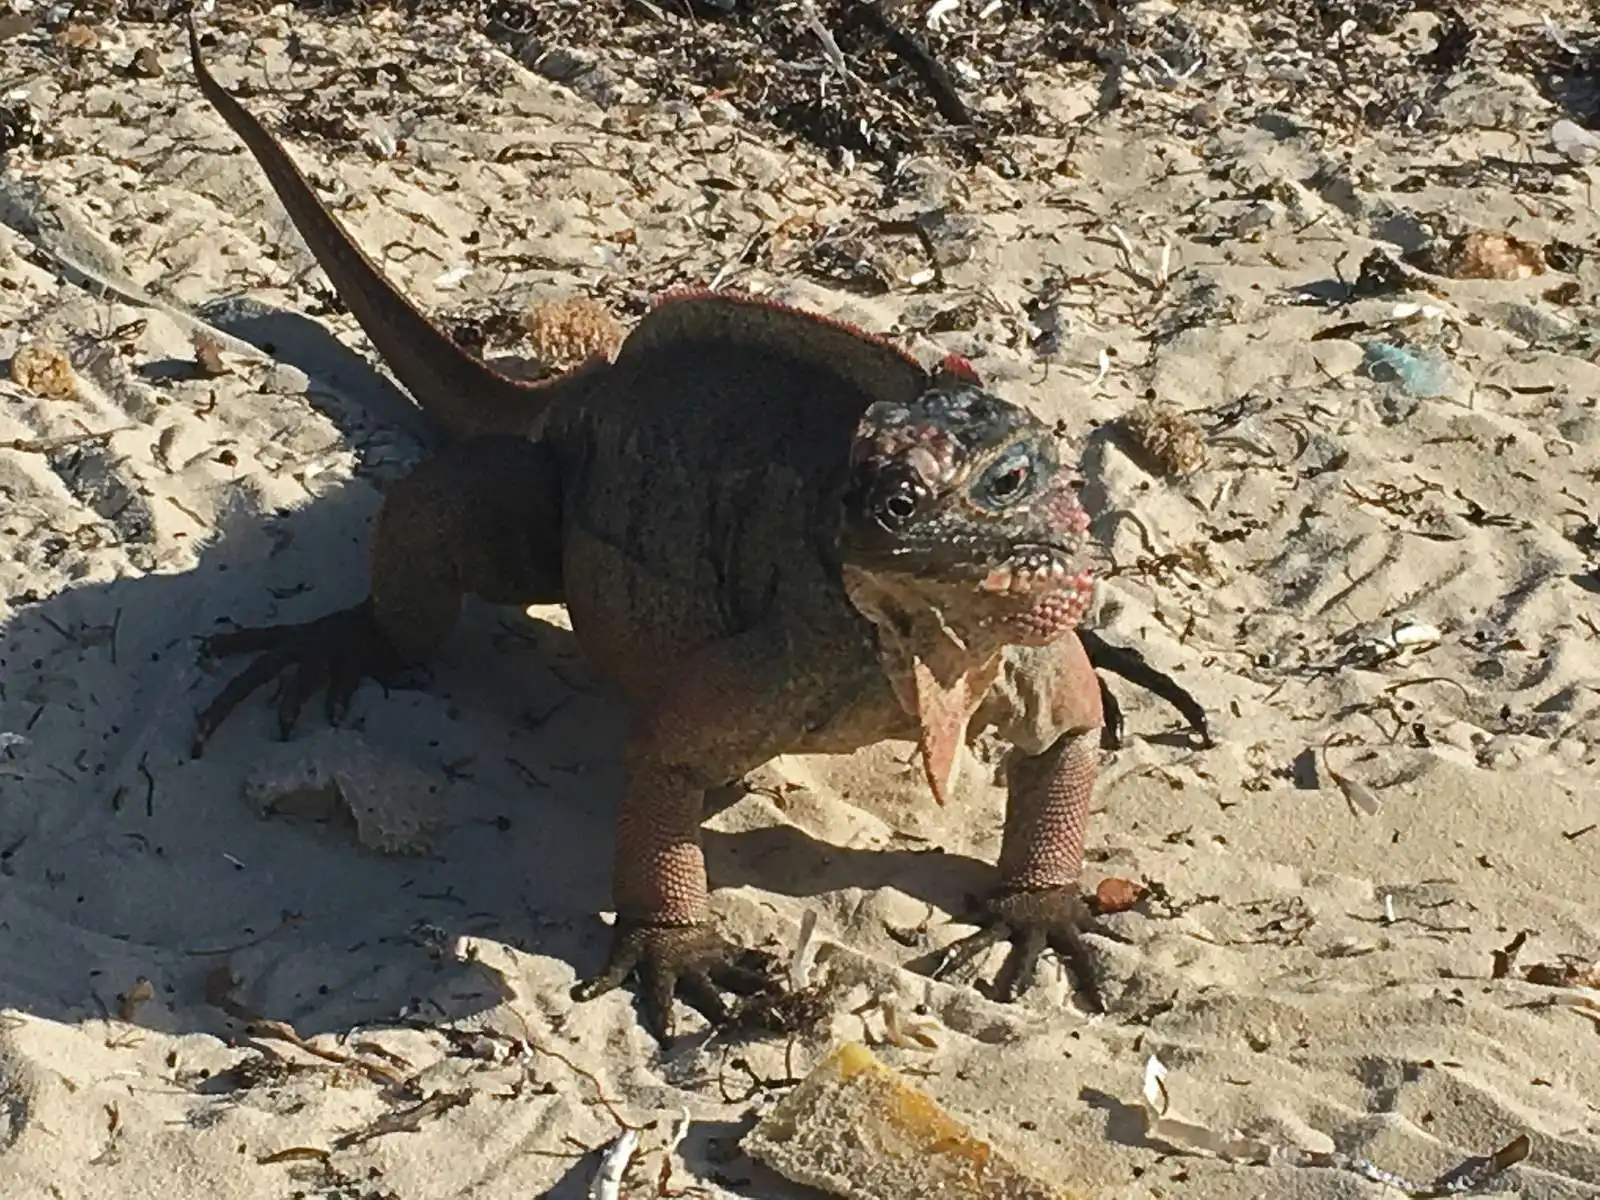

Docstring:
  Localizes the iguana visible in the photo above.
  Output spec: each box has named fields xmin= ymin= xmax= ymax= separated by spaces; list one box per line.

xmin=183 ymin=18 xmax=1208 ymax=1040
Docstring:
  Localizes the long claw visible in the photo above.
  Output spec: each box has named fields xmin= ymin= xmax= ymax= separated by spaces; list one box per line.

xmin=275 ymin=661 xmax=325 ymax=740
xmin=191 ymin=602 xmax=398 ymax=757
xmin=677 ymin=970 xmax=732 ymax=1028
xmin=325 ymin=656 xmax=364 ymax=726
xmin=569 ymin=939 xmax=641 ymax=1004
xmin=708 ymin=960 xmax=774 ymax=996
xmin=1048 ymin=928 xmax=1103 ymax=1012
xmin=572 ymin=919 xmax=767 ymax=1044
xmin=933 ymin=922 xmax=1012 ymax=981
xmin=192 ymin=649 xmax=291 ymax=756
xmin=993 ymin=926 xmax=1049 ymax=1002
xmin=929 ymin=887 xmax=1107 ymax=1011
xmin=643 ymin=965 xmax=679 ymax=1041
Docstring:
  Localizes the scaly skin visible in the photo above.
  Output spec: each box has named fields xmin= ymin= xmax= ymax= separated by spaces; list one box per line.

xmin=184 ymin=17 xmax=1207 ymax=1040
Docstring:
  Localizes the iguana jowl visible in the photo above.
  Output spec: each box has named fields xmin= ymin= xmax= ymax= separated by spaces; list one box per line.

xmin=184 ymin=19 xmax=1206 ymax=1040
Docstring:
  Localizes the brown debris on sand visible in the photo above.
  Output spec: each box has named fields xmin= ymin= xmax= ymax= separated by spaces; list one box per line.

xmin=1118 ymin=401 xmax=1207 ymax=477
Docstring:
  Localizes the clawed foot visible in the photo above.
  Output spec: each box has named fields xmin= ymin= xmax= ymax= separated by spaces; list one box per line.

xmin=192 ymin=602 xmax=402 ymax=757
xmin=571 ymin=918 xmax=775 ymax=1043
xmin=933 ymin=887 xmax=1109 ymax=1012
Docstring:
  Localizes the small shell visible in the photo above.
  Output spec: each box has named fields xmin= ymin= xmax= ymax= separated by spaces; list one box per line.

xmin=1390 ymin=617 xmax=1442 ymax=648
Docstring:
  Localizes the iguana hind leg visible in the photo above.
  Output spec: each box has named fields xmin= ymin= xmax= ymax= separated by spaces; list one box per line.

xmin=193 ymin=435 xmax=564 ymax=754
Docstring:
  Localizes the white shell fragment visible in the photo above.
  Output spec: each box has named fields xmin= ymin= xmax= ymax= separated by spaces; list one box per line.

xmin=790 ymin=908 xmax=822 ymax=989
xmin=589 ymin=1127 xmax=640 ymax=1200
xmin=1333 ymin=771 xmax=1383 ymax=816
xmin=1389 ymin=617 xmax=1442 ymax=648
xmin=926 ymin=0 xmax=961 ymax=29
xmin=1551 ymin=118 xmax=1600 ymax=164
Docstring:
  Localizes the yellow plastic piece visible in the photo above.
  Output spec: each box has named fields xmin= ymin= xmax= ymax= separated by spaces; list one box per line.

xmin=743 ymin=1042 xmax=1088 ymax=1200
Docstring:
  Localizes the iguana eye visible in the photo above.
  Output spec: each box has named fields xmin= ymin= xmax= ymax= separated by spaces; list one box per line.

xmin=978 ymin=446 xmax=1035 ymax=507
xmin=988 ymin=463 xmax=1028 ymax=499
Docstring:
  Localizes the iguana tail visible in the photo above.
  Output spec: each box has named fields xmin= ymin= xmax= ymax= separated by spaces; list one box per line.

xmin=187 ymin=17 xmax=554 ymax=443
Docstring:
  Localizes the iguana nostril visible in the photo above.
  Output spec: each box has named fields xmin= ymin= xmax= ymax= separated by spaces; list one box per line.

xmin=884 ymin=492 xmax=918 ymax=521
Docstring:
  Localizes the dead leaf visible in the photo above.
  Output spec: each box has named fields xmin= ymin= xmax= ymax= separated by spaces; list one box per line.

xmin=1523 ymin=960 xmax=1600 ymax=990
xmin=1096 ymin=876 xmax=1147 ymax=914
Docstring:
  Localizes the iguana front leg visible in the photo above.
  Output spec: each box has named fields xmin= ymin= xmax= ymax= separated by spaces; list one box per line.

xmin=939 ymin=632 xmax=1113 ymax=1009
xmin=571 ymin=615 xmax=851 ymax=1040
xmin=568 ymin=734 xmax=773 ymax=1040
xmin=192 ymin=435 xmax=564 ymax=753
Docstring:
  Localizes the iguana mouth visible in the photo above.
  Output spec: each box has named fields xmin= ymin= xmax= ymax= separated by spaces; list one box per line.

xmin=979 ymin=543 xmax=1095 ymax=598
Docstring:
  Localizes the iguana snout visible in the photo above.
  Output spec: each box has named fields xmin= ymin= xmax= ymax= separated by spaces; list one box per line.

xmin=838 ymin=380 xmax=1095 ymax=648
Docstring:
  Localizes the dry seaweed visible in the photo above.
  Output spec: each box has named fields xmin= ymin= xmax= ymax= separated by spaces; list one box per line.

xmin=8 ymin=0 xmax=1597 ymax=182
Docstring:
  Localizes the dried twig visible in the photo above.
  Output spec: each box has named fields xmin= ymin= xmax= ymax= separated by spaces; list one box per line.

xmin=847 ymin=2 xmax=972 ymax=125
xmin=332 ymin=1089 xmax=471 ymax=1150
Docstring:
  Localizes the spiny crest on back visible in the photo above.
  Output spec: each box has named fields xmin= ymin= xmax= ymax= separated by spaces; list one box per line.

xmin=629 ymin=287 xmax=932 ymax=414
xmin=645 ymin=287 xmax=922 ymax=364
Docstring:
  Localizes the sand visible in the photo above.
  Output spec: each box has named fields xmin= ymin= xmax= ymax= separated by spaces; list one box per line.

xmin=0 ymin=2 xmax=1596 ymax=1197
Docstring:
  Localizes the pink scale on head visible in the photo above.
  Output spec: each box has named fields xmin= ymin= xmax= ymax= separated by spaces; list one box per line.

xmin=854 ymin=415 xmax=964 ymax=481
xmin=1039 ymin=483 xmax=1092 ymax=537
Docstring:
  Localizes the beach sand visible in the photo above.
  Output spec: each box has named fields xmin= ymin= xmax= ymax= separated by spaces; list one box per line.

xmin=0 ymin=2 xmax=1595 ymax=1196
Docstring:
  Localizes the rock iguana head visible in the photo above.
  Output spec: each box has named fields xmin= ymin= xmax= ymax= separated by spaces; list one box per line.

xmin=837 ymin=376 xmax=1095 ymax=650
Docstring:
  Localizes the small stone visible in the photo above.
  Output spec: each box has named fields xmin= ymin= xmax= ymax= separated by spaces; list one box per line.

xmin=128 ymin=46 xmax=163 ymax=78
xmin=1498 ymin=302 xmax=1571 ymax=344
xmin=261 ymin=362 xmax=310 ymax=396
xmin=1551 ymin=118 xmax=1600 ymax=164
xmin=1232 ymin=200 xmax=1282 ymax=239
